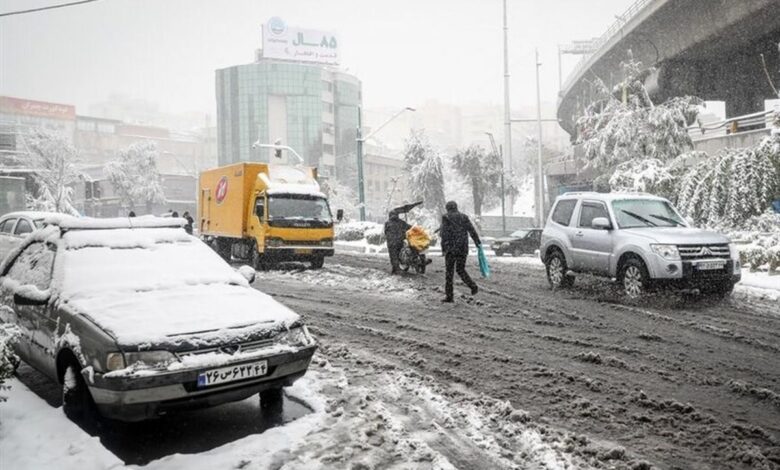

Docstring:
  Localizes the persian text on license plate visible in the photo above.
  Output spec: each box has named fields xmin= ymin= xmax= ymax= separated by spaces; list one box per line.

xmin=697 ymin=261 xmax=725 ymax=271
xmin=197 ymin=360 xmax=268 ymax=387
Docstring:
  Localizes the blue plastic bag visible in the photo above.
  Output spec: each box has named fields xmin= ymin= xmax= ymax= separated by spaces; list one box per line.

xmin=477 ymin=244 xmax=491 ymax=278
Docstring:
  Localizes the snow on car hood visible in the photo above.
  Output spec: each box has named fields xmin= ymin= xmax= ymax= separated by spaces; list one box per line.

xmin=57 ymin=228 xmax=299 ymax=346
xmin=620 ymin=227 xmax=730 ymax=245
xmin=65 ymin=283 xmax=299 ymax=347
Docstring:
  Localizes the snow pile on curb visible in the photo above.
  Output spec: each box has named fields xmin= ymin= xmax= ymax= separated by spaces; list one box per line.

xmin=256 ymin=264 xmax=418 ymax=297
xmin=0 ymin=379 xmax=125 ymax=470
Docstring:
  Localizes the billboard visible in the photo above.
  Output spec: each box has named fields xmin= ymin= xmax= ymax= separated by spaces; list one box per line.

xmin=0 ymin=96 xmax=75 ymax=120
xmin=262 ymin=17 xmax=339 ymax=65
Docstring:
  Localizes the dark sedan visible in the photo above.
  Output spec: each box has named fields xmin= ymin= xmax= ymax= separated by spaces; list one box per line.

xmin=491 ymin=229 xmax=542 ymax=257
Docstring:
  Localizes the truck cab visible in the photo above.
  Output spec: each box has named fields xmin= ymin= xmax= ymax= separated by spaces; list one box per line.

xmin=199 ymin=163 xmax=334 ymax=269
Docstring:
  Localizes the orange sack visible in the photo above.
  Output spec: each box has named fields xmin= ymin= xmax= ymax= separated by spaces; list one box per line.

xmin=406 ymin=225 xmax=431 ymax=251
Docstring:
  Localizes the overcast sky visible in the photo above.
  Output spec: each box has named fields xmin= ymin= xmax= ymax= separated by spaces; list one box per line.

xmin=1 ymin=0 xmax=633 ymax=118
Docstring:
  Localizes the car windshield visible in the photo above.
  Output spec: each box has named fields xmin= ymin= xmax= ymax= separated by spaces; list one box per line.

xmin=268 ymin=195 xmax=332 ymax=223
xmin=612 ymin=199 xmax=685 ymax=229
xmin=510 ymin=230 xmax=529 ymax=238
xmin=60 ymin=228 xmax=245 ymax=298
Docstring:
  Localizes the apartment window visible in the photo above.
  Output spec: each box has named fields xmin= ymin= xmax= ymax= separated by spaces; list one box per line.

xmin=323 ymin=143 xmax=334 ymax=155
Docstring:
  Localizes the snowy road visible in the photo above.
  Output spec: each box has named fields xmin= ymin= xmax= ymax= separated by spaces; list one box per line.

xmin=252 ymin=253 xmax=780 ymax=469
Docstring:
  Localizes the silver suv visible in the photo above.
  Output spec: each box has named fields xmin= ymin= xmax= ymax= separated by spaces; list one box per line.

xmin=540 ymin=192 xmax=741 ymax=299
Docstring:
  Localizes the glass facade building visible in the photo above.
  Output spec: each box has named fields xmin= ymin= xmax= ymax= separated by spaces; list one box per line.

xmin=216 ymin=59 xmax=361 ymax=179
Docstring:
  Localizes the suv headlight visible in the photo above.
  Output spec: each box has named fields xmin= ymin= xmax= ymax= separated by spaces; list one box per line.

xmin=124 ymin=350 xmax=177 ymax=368
xmin=651 ymin=244 xmax=680 ymax=261
xmin=274 ymin=326 xmax=315 ymax=346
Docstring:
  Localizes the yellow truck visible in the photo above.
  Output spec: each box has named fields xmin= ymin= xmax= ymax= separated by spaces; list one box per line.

xmin=198 ymin=162 xmax=334 ymax=269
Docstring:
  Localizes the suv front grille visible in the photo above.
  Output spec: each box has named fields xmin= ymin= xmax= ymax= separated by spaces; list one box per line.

xmin=678 ymin=244 xmax=729 ymax=260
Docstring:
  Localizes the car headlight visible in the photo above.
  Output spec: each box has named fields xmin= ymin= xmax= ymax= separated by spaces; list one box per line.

xmin=106 ymin=352 xmax=126 ymax=371
xmin=651 ymin=244 xmax=680 ymax=261
xmin=729 ymin=243 xmax=740 ymax=261
xmin=124 ymin=350 xmax=177 ymax=368
xmin=274 ymin=326 xmax=315 ymax=346
xmin=319 ymin=238 xmax=333 ymax=247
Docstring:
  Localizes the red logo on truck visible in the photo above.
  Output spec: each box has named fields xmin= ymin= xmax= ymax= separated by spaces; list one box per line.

xmin=215 ymin=176 xmax=228 ymax=204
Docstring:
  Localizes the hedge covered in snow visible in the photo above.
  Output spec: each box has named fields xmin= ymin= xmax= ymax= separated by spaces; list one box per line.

xmin=0 ymin=324 xmax=20 ymax=402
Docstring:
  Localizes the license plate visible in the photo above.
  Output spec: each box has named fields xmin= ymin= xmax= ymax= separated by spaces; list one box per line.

xmin=296 ymin=248 xmax=313 ymax=255
xmin=697 ymin=260 xmax=725 ymax=271
xmin=197 ymin=360 xmax=268 ymax=388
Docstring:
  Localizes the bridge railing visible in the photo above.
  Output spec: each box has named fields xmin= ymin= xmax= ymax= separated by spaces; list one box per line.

xmin=687 ymin=109 xmax=777 ymax=141
xmin=562 ymin=0 xmax=654 ymax=94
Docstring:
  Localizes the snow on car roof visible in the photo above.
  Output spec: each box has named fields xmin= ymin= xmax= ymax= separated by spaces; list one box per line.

xmin=266 ymin=184 xmax=327 ymax=198
xmin=0 ymin=211 xmax=58 ymax=221
xmin=557 ymin=192 xmax=668 ymax=202
xmin=47 ymin=215 xmax=186 ymax=230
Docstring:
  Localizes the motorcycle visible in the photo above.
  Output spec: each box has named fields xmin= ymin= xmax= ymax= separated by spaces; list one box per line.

xmin=399 ymin=225 xmax=432 ymax=274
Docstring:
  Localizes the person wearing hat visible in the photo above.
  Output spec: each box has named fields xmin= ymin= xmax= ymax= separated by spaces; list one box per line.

xmin=439 ymin=200 xmax=481 ymax=302
xmin=384 ymin=210 xmax=411 ymax=274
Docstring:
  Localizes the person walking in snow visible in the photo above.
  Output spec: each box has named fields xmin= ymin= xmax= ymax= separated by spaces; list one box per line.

xmin=439 ymin=200 xmax=481 ymax=303
xmin=182 ymin=211 xmax=194 ymax=235
xmin=384 ymin=210 xmax=411 ymax=274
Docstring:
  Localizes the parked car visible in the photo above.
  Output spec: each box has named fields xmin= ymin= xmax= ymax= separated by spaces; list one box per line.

xmin=491 ymin=229 xmax=542 ymax=256
xmin=0 ymin=211 xmax=52 ymax=262
xmin=0 ymin=216 xmax=317 ymax=422
xmin=540 ymin=192 xmax=741 ymax=299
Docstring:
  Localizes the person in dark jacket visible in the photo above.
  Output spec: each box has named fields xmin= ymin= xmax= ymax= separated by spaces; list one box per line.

xmin=384 ymin=210 xmax=411 ymax=274
xmin=440 ymin=200 xmax=481 ymax=302
xmin=182 ymin=211 xmax=194 ymax=235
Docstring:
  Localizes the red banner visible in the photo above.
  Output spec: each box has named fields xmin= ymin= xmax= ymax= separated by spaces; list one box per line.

xmin=0 ymin=96 xmax=75 ymax=120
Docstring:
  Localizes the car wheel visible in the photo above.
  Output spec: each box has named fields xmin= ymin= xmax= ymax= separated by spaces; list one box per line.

xmin=620 ymin=258 xmax=650 ymax=300
xmin=494 ymin=250 xmax=503 ymax=257
xmin=545 ymin=250 xmax=574 ymax=289
xmin=310 ymin=257 xmax=325 ymax=269
xmin=62 ymin=363 xmax=96 ymax=423
xmin=513 ymin=247 xmax=523 ymax=257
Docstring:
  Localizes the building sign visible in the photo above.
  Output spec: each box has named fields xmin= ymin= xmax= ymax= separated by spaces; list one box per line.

xmin=262 ymin=17 xmax=339 ymax=65
xmin=0 ymin=96 xmax=76 ymax=120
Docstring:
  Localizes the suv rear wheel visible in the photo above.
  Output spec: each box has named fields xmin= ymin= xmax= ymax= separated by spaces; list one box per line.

xmin=545 ymin=250 xmax=574 ymax=289
xmin=620 ymin=258 xmax=649 ymax=299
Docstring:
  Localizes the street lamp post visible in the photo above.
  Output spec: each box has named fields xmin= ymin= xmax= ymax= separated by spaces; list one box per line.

xmin=485 ymin=131 xmax=506 ymax=236
xmin=356 ymin=106 xmax=415 ymax=221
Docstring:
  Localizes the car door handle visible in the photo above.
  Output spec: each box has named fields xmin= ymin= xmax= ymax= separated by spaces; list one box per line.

xmin=575 ymin=231 xmax=584 ymax=237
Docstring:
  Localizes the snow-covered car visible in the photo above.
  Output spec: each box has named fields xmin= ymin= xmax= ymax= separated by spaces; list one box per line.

xmin=0 ymin=211 xmax=52 ymax=263
xmin=540 ymin=192 xmax=741 ymax=299
xmin=0 ymin=215 xmax=316 ymax=422
xmin=491 ymin=229 xmax=542 ymax=257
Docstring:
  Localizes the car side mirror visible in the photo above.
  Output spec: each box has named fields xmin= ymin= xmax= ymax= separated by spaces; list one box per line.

xmin=14 ymin=292 xmax=49 ymax=306
xmin=236 ymin=265 xmax=256 ymax=284
xmin=592 ymin=217 xmax=612 ymax=230
xmin=336 ymin=209 xmax=344 ymax=222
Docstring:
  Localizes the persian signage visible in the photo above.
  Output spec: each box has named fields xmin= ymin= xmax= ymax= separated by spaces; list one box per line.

xmin=262 ymin=17 xmax=339 ymax=65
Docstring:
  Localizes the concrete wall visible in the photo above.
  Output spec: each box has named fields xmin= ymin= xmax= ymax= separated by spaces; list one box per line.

xmin=692 ymin=128 xmax=772 ymax=154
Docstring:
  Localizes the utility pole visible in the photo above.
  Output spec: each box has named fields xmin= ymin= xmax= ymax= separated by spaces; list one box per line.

xmin=502 ymin=0 xmax=513 ymax=210
xmin=356 ymin=107 xmax=366 ymax=221
xmin=535 ymin=49 xmax=545 ymax=227
xmin=485 ymin=132 xmax=506 ymax=235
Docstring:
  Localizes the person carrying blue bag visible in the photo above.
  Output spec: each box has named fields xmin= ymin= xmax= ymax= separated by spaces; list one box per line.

xmin=439 ymin=200 xmax=482 ymax=303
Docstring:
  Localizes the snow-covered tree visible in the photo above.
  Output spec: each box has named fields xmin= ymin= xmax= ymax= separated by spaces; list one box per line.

xmin=0 ymin=324 xmax=19 ymax=402
xmin=576 ymin=52 xmax=701 ymax=174
xmin=451 ymin=144 xmax=503 ymax=216
xmin=22 ymin=130 xmax=82 ymax=215
xmin=104 ymin=141 xmax=166 ymax=213
xmin=676 ymin=135 xmax=780 ymax=227
xmin=608 ymin=158 xmax=677 ymax=199
xmin=403 ymin=129 xmax=446 ymax=213
xmin=320 ymin=178 xmax=358 ymax=221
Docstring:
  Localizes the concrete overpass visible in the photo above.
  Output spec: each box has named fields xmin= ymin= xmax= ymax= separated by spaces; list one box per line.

xmin=557 ymin=0 xmax=780 ymax=136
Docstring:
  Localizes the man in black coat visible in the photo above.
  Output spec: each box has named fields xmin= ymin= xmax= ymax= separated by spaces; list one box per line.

xmin=440 ymin=201 xmax=481 ymax=302
xmin=384 ymin=210 xmax=411 ymax=274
